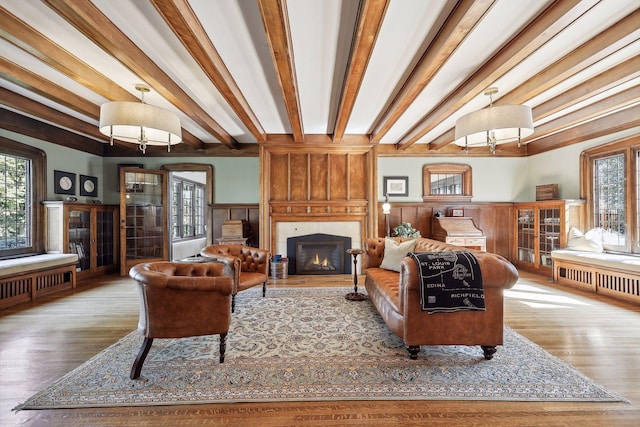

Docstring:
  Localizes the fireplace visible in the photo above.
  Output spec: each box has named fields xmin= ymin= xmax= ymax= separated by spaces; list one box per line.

xmin=286 ymin=233 xmax=352 ymax=275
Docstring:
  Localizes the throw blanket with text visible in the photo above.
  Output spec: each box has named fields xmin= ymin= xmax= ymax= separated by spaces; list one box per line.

xmin=409 ymin=251 xmax=485 ymax=314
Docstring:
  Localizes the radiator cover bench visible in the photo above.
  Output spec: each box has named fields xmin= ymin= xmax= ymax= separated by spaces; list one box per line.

xmin=551 ymin=250 xmax=640 ymax=304
xmin=0 ymin=254 xmax=78 ymax=309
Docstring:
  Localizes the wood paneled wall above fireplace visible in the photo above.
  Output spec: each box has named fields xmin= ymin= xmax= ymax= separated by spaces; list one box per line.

xmin=259 ymin=142 xmax=376 ymax=253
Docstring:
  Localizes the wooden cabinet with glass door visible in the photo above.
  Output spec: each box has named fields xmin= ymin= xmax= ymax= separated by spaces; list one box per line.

xmin=513 ymin=200 xmax=585 ymax=273
xmin=43 ymin=201 xmax=119 ymax=280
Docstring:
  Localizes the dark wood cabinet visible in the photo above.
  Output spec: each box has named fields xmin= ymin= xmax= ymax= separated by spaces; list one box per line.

xmin=513 ymin=200 xmax=585 ymax=273
xmin=43 ymin=201 xmax=119 ymax=280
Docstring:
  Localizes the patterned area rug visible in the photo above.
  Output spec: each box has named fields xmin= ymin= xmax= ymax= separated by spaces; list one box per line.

xmin=17 ymin=287 xmax=625 ymax=409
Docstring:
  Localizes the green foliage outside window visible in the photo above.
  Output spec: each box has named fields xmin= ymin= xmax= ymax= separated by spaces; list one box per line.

xmin=0 ymin=154 xmax=31 ymax=251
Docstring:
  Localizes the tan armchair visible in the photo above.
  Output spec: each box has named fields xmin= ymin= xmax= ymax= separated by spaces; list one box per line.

xmin=200 ymin=244 xmax=271 ymax=312
xmin=128 ymin=262 xmax=233 ymax=379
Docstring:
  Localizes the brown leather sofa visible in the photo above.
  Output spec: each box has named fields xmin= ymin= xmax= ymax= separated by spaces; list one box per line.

xmin=129 ymin=262 xmax=234 ymax=379
xmin=200 ymin=244 xmax=272 ymax=312
xmin=364 ymin=237 xmax=519 ymax=360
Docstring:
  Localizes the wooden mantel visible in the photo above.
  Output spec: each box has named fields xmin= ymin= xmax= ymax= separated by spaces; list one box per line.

xmin=259 ymin=142 xmax=377 ymax=253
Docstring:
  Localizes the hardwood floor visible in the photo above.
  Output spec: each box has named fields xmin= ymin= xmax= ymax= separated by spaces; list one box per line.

xmin=1 ymin=271 xmax=639 ymax=426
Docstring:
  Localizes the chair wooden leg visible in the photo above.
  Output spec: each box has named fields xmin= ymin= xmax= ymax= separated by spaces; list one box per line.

xmin=262 ymin=281 xmax=266 ymax=297
xmin=231 ymin=294 xmax=237 ymax=313
xmin=219 ymin=332 xmax=228 ymax=363
xmin=130 ymin=337 xmax=153 ymax=380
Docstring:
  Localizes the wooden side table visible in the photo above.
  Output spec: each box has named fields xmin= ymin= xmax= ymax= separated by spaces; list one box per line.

xmin=345 ymin=248 xmax=366 ymax=301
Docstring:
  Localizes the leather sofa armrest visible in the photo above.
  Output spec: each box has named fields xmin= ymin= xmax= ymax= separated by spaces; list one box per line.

xmin=365 ymin=238 xmax=385 ymax=268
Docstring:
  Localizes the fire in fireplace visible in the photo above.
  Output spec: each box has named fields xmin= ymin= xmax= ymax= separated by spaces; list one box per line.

xmin=286 ymin=233 xmax=352 ymax=275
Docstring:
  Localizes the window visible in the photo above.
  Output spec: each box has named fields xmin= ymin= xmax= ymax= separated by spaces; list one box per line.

xmin=0 ymin=154 xmax=31 ymax=252
xmin=422 ymin=164 xmax=472 ymax=202
xmin=0 ymin=138 xmax=45 ymax=258
xmin=171 ymin=177 xmax=205 ymax=240
xmin=430 ymin=173 xmax=462 ymax=195
xmin=582 ymin=137 xmax=638 ymax=253
xmin=593 ymin=154 xmax=626 ymax=250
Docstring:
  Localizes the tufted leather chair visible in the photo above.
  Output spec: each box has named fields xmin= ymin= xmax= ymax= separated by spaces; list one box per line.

xmin=200 ymin=244 xmax=272 ymax=312
xmin=128 ymin=262 xmax=233 ymax=379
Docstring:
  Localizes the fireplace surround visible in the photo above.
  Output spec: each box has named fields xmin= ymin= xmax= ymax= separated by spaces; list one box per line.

xmin=287 ymin=233 xmax=352 ymax=275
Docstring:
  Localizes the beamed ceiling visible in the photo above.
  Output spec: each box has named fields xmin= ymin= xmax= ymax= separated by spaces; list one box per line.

xmin=0 ymin=0 xmax=638 ymax=157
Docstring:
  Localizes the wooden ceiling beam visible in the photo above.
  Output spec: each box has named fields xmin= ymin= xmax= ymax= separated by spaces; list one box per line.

xmin=525 ymin=105 xmax=640 ymax=156
xmin=396 ymin=0 xmax=597 ymax=149
xmin=496 ymin=10 xmax=640 ymax=107
xmin=525 ymin=86 xmax=640 ymax=143
xmin=0 ymin=7 xmax=132 ymax=101
xmin=1 ymin=87 xmax=107 ymax=143
xmin=42 ymin=0 xmax=236 ymax=150
xmin=533 ymin=54 xmax=640 ymax=121
xmin=0 ymin=7 xmax=205 ymax=151
xmin=0 ymin=57 xmax=98 ymax=119
xmin=332 ymin=0 xmax=389 ymax=142
xmin=150 ymin=0 xmax=266 ymax=143
xmin=1 ymin=108 xmax=107 ymax=156
xmin=427 ymin=55 xmax=640 ymax=152
xmin=0 ymin=57 xmax=205 ymax=153
xmin=371 ymin=0 xmax=495 ymax=142
xmin=427 ymin=19 xmax=640 ymax=152
xmin=257 ymin=0 xmax=304 ymax=142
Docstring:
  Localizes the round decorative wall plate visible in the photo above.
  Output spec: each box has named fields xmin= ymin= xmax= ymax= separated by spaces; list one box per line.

xmin=80 ymin=175 xmax=98 ymax=197
xmin=54 ymin=170 xmax=76 ymax=195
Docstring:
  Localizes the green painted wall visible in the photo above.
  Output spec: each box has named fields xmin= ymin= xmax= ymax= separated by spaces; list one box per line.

xmin=101 ymin=157 xmax=259 ymax=204
xmin=5 ymin=126 xmax=639 ymax=207
xmin=0 ymin=129 xmax=259 ymax=204
xmin=1 ymin=129 xmax=104 ymax=202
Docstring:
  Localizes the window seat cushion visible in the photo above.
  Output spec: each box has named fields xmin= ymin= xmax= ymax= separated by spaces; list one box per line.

xmin=551 ymin=249 xmax=640 ymax=273
xmin=0 ymin=254 xmax=79 ymax=278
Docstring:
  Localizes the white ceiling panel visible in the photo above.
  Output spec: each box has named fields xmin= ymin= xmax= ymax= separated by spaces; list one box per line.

xmin=346 ymin=0 xmax=453 ymax=134
xmin=380 ymin=0 xmax=552 ymax=143
xmin=1 ymin=0 xmax=637 ymax=155
xmin=92 ymin=0 xmax=253 ymax=143
xmin=287 ymin=0 xmax=359 ymax=133
xmin=188 ymin=0 xmax=291 ymax=134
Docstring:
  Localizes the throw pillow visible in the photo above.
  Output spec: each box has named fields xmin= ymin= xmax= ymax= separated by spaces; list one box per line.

xmin=566 ymin=227 xmax=603 ymax=252
xmin=380 ymin=238 xmax=417 ymax=272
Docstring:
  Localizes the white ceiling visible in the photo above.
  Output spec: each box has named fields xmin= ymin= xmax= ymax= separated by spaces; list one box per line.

xmin=1 ymin=0 xmax=638 ymax=156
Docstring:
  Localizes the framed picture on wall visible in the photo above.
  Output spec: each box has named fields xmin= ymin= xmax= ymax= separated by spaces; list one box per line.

xmin=54 ymin=170 xmax=76 ymax=195
xmin=451 ymin=208 xmax=464 ymax=217
xmin=80 ymin=175 xmax=98 ymax=197
xmin=383 ymin=176 xmax=408 ymax=197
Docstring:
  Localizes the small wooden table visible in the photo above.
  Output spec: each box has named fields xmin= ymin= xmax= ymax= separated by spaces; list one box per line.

xmin=345 ymin=248 xmax=366 ymax=301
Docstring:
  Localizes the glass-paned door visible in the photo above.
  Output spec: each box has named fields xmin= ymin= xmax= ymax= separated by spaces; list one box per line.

xmin=516 ymin=208 xmax=535 ymax=264
xmin=68 ymin=207 xmax=91 ymax=272
xmin=96 ymin=209 xmax=115 ymax=268
xmin=538 ymin=207 xmax=561 ymax=268
xmin=119 ymin=168 xmax=168 ymax=275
